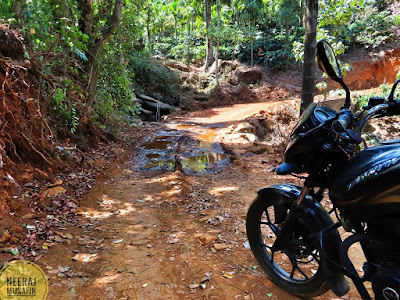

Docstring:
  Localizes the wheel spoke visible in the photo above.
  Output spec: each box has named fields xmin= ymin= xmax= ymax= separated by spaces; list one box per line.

xmin=290 ymin=265 xmax=295 ymax=278
xmin=310 ymin=251 xmax=320 ymax=264
xmin=296 ymin=265 xmax=310 ymax=280
xmin=269 ymin=222 xmax=280 ymax=235
xmin=259 ymin=221 xmax=280 ymax=235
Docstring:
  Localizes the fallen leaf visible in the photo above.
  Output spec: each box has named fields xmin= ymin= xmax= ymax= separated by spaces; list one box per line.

xmin=223 ymin=272 xmax=234 ymax=279
xmin=113 ymin=239 xmax=124 ymax=244
xmin=189 ymin=284 xmax=199 ymax=289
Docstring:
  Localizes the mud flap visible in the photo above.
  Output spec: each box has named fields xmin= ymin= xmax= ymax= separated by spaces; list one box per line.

xmin=257 ymin=184 xmax=350 ymax=297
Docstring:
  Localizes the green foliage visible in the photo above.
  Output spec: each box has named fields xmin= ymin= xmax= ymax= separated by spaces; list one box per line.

xmin=349 ymin=10 xmax=394 ymax=48
xmin=0 ymin=0 xmax=14 ymax=21
xmin=354 ymin=83 xmax=398 ymax=108
xmin=51 ymin=87 xmax=80 ymax=133
xmin=96 ymin=58 xmax=140 ymax=124
xmin=129 ymin=51 xmax=181 ymax=102
xmin=23 ymin=0 xmax=89 ymax=61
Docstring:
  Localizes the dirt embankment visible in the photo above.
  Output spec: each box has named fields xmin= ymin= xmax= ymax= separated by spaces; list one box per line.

xmin=330 ymin=46 xmax=400 ymax=90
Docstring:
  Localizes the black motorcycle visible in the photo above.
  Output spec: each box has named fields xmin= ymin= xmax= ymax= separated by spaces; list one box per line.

xmin=246 ymin=40 xmax=400 ymax=300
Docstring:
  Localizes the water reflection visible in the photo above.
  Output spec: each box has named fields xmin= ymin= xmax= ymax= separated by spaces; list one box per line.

xmin=137 ymin=127 xmax=229 ymax=175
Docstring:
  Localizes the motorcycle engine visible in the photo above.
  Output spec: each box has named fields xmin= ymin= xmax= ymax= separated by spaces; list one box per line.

xmin=372 ymin=267 xmax=400 ymax=300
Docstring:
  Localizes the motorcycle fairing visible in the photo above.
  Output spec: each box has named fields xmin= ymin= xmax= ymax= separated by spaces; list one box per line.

xmin=257 ymin=184 xmax=350 ymax=296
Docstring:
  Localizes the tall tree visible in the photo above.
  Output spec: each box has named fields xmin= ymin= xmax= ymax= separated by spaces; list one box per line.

xmin=237 ymin=0 xmax=263 ymax=67
xmin=215 ymin=0 xmax=221 ymax=86
xmin=204 ymin=0 xmax=213 ymax=71
xmin=300 ymin=0 xmax=318 ymax=114
xmin=77 ymin=0 xmax=125 ymax=106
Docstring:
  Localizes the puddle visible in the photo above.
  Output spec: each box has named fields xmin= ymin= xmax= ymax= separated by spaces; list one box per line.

xmin=142 ymin=158 xmax=176 ymax=170
xmin=143 ymin=140 xmax=172 ymax=150
xmin=181 ymin=153 xmax=228 ymax=174
xmin=137 ymin=126 xmax=229 ymax=175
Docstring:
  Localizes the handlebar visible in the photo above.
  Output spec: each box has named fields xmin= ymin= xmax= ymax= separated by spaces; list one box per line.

xmin=332 ymin=109 xmax=353 ymax=133
xmin=353 ymin=103 xmax=390 ymax=133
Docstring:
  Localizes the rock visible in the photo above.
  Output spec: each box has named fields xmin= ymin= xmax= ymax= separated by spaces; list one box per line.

xmin=213 ymin=243 xmax=229 ymax=251
xmin=72 ymin=253 xmax=98 ymax=262
xmin=189 ymin=283 xmax=199 ymax=289
xmin=219 ymin=122 xmax=258 ymax=144
xmin=198 ymin=233 xmax=217 ymax=245
xmin=133 ymin=96 xmax=143 ymax=106
xmin=140 ymin=108 xmax=154 ymax=118
xmin=1 ymin=231 xmax=11 ymax=243
xmin=164 ymin=61 xmax=190 ymax=72
xmin=137 ymin=94 xmax=172 ymax=115
xmin=234 ymin=66 xmax=262 ymax=84
xmin=167 ymin=236 xmax=180 ymax=244
xmin=208 ymin=59 xmax=238 ymax=75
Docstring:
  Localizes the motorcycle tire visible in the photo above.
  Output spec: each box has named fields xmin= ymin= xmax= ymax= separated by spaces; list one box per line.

xmin=246 ymin=194 xmax=329 ymax=298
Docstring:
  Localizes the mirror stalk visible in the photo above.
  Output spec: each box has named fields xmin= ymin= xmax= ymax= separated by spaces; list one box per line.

xmin=337 ymin=78 xmax=351 ymax=109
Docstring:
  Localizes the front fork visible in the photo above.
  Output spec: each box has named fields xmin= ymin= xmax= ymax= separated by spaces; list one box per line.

xmin=272 ymin=185 xmax=324 ymax=252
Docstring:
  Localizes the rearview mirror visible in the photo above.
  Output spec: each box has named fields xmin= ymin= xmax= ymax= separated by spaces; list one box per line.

xmin=317 ymin=40 xmax=342 ymax=82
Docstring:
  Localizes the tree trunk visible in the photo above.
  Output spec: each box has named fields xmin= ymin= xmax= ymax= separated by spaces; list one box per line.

xmin=204 ymin=0 xmax=213 ymax=71
xmin=174 ymin=16 xmax=177 ymax=40
xmin=300 ymin=0 xmax=318 ymax=115
xmin=79 ymin=0 xmax=125 ymax=107
xmin=215 ymin=0 xmax=220 ymax=86
xmin=146 ymin=8 xmax=152 ymax=52
xmin=186 ymin=22 xmax=190 ymax=68
xmin=250 ymin=38 xmax=254 ymax=67
xmin=12 ymin=0 xmax=26 ymax=25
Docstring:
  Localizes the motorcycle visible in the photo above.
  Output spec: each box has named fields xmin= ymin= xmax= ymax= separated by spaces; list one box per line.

xmin=246 ymin=40 xmax=400 ymax=300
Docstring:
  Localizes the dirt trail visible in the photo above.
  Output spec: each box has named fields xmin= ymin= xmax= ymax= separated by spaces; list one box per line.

xmin=39 ymin=101 xmax=361 ymax=300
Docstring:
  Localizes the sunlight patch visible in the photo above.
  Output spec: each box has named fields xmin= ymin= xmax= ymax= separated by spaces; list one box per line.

xmin=208 ymin=186 xmax=239 ymax=195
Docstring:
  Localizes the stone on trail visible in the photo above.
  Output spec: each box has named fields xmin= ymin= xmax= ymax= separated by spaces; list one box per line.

xmin=197 ymin=233 xmax=217 ymax=245
xmin=213 ymin=243 xmax=229 ymax=251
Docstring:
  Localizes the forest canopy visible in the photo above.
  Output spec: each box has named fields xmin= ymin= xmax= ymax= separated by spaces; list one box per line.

xmin=0 ymin=0 xmax=398 ymax=131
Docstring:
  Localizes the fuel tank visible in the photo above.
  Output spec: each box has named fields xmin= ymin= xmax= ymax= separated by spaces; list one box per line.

xmin=330 ymin=143 xmax=400 ymax=221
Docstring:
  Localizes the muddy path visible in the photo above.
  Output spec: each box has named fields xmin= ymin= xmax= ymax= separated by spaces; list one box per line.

xmin=39 ymin=100 xmax=361 ymax=300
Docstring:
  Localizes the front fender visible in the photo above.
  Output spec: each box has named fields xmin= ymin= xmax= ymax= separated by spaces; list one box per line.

xmin=257 ymin=184 xmax=304 ymax=223
xmin=257 ymin=184 xmax=350 ymax=297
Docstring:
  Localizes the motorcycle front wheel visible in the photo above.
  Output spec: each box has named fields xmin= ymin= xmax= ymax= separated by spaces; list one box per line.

xmin=246 ymin=194 xmax=329 ymax=298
